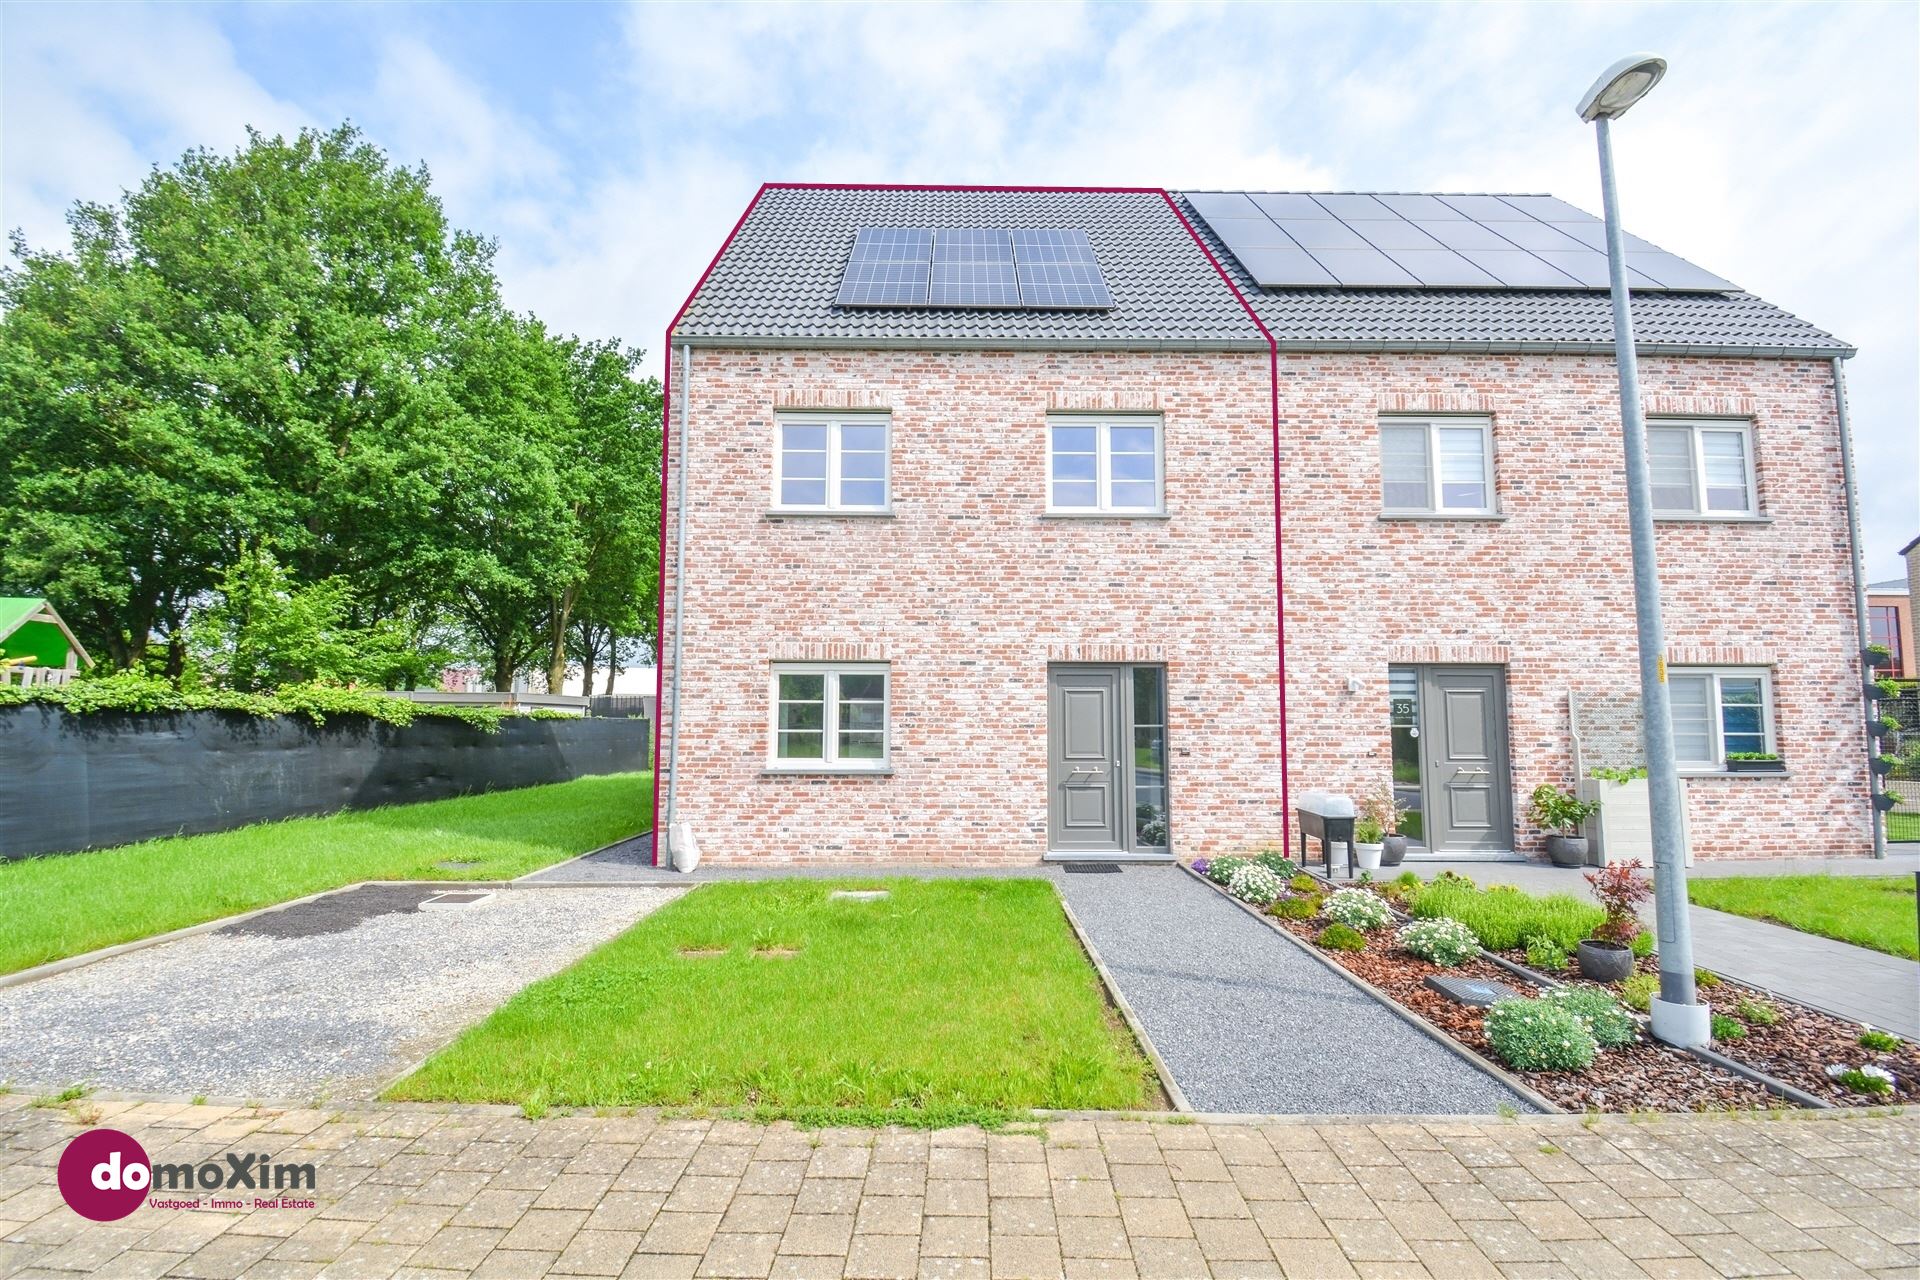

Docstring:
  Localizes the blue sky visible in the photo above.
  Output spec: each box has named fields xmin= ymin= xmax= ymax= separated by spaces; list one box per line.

xmin=4 ymin=0 xmax=1916 ymax=575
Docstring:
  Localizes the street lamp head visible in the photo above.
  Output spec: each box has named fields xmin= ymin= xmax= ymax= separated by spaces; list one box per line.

xmin=1577 ymin=54 xmax=1667 ymax=122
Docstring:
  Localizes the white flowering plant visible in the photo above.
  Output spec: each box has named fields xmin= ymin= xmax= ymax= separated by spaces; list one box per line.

xmin=1397 ymin=917 xmax=1478 ymax=967
xmin=1226 ymin=863 xmax=1286 ymax=906
xmin=1205 ymin=855 xmax=1248 ymax=886
xmin=1323 ymin=887 xmax=1393 ymax=931
xmin=1485 ymin=997 xmax=1597 ymax=1072
xmin=1826 ymin=1063 xmax=1896 ymax=1095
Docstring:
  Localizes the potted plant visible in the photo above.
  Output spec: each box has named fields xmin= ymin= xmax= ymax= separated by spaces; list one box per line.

xmin=1872 ymin=753 xmax=1899 ymax=777
xmin=1725 ymin=751 xmax=1786 ymax=774
xmin=1578 ymin=859 xmax=1650 ymax=981
xmin=1351 ymin=812 xmax=1384 ymax=871
xmin=1359 ymin=782 xmax=1407 ymax=867
xmin=1528 ymin=783 xmax=1602 ymax=868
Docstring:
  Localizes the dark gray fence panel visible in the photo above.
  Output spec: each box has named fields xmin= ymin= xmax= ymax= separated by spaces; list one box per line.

xmin=0 ymin=706 xmax=653 ymax=859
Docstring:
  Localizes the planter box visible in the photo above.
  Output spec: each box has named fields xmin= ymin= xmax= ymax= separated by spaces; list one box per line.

xmin=0 ymin=704 xmax=652 ymax=859
xmin=1576 ymin=776 xmax=1693 ymax=866
xmin=1725 ymin=758 xmax=1787 ymax=774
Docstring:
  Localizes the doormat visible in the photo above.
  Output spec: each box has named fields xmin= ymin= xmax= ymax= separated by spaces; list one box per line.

xmin=1062 ymin=863 xmax=1122 ymax=874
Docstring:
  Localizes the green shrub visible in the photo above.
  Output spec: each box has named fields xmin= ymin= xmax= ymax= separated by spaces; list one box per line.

xmin=1250 ymin=850 xmax=1298 ymax=878
xmin=1630 ymin=931 xmax=1654 ymax=959
xmin=1 ymin=669 xmax=514 ymax=732
xmin=1397 ymin=918 xmax=1479 ymax=966
xmin=1540 ymin=988 xmax=1636 ymax=1048
xmin=1523 ymin=934 xmax=1569 ymax=973
xmin=1620 ymin=973 xmax=1657 ymax=1013
xmin=1288 ymin=873 xmax=1320 ymax=894
xmin=1323 ymin=888 xmax=1393 ymax=931
xmin=1409 ymin=879 xmax=1604 ymax=951
xmin=1695 ymin=968 xmax=1721 ymax=989
xmin=1859 ymin=1028 xmax=1902 ymax=1053
xmin=1485 ymin=998 xmax=1597 ymax=1072
xmin=1269 ymin=896 xmax=1320 ymax=920
xmin=1316 ymin=923 xmax=1367 ymax=952
xmin=1733 ymin=997 xmax=1779 ymax=1028
xmin=1710 ymin=1013 xmax=1746 ymax=1041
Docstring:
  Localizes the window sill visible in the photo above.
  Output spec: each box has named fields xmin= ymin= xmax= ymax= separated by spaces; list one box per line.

xmin=762 ymin=765 xmax=895 ymax=777
xmin=1654 ymin=514 xmax=1772 ymax=525
xmin=1377 ymin=512 xmax=1507 ymax=522
xmin=1040 ymin=510 xmax=1172 ymax=521
xmin=765 ymin=508 xmax=895 ymax=519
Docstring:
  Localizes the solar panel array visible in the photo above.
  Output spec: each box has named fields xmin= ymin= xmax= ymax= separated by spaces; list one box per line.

xmin=1183 ymin=192 xmax=1737 ymax=293
xmin=836 ymin=227 xmax=1115 ymax=309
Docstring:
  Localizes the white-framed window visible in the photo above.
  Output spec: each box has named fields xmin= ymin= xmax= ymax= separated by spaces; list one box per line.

xmin=1379 ymin=417 xmax=1495 ymax=515
xmin=1648 ymin=420 xmax=1757 ymax=517
xmin=1046 ymin=415 xmax=1163 ymax=514
xmin=768 ymin=663 xmax=889 ymax=771
xmin=1668 ymin=666 xmax=1774 ymax=770
xmin=773 ymin=413 xmax=890 ymax=512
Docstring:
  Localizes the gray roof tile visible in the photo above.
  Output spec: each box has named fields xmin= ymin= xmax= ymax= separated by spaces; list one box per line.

xmin=671 ymin=185 xmax=1852 ymax=358
xmin=673 ymin=186 xmax=1263 ymax=348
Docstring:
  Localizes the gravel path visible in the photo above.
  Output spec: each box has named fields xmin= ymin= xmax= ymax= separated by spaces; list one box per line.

xmin=0 ymin=885 xmax=680 ymax=1103
xmin=524 ymin=830 xmax=660 ymax=881
xmin=1054 ymin=865 xmax=1537 ymax=1115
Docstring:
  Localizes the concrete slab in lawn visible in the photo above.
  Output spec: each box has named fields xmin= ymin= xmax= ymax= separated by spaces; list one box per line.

xmin=0 ymin=884 xmax=681 ymax=1102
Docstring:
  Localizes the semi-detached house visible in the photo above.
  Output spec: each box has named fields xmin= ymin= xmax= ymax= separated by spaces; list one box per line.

xmin=656 ymin=184 xmax=1869 ymax=866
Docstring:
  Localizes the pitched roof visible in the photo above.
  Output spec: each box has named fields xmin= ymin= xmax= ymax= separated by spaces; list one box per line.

xmin=672 ymin=186 xmax=1264 ymax=350
xmin=672 ymin=185 xmax=1852 ymax=359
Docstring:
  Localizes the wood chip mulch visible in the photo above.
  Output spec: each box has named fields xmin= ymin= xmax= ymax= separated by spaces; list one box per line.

xmin=1259 ymin=911 xmax=1780 ymax=1113
xmin=1534 ymin=956 xmax=1920 ymax=1106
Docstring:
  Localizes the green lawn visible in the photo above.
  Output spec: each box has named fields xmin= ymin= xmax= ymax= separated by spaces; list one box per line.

xmin=387 ymin=878 xmax=1159 ymax=1126
xmin=1687 ymin=875 xmax=1918 ymax=960
xmin=0 ymin=772 xmax=651 ymax=975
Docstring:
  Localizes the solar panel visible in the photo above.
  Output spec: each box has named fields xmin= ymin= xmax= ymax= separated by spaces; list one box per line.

xmin=930 ymin=261 xmax=1020 ymax=307
xmin=837 ymin=226 xmax=1114 ymax=310
xmin=1183 ymin=191 xmax=1738 ymax=292
xmin=1015 ymin=261 xmax=1115 ymax=309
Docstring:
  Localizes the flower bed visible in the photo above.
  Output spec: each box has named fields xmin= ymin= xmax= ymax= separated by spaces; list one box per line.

xmin=1187 ymin=865 xmax=1785 ymax=1112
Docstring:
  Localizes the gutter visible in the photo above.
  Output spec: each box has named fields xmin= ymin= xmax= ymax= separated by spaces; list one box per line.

xmin=1831 ymin=356 xmax=1886 ymax=860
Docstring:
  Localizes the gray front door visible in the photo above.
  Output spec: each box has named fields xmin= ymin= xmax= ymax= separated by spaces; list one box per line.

xmin=1048 ymin=667 xmax=1126 ymax=853
xmin=1420 ymin=666 xmax=1513 ymax=854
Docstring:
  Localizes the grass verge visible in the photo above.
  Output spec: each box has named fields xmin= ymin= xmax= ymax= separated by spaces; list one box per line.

xmin=1687 ymin=875 xmax=1918 ymax=960
xmin=0 ymin=772 xmax=651 ymax=975
xmin=386 ymin=878 xmax=1160 ymax=1126
xmin=1407 ymin=876 xmax=1605 ymax=950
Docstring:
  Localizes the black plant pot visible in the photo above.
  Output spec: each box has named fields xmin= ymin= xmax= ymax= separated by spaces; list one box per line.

xmin=1380 ymin=835 xmax=1408 ymax=867
xmin=1576 ymin=940 xmax=1635 ymax=982
xmin=1545 ymin=834 xmax=1588 ymax=868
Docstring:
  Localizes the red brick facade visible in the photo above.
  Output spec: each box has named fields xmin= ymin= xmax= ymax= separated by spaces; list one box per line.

xmin=660 ymin=345 xmax=1871 ymax=863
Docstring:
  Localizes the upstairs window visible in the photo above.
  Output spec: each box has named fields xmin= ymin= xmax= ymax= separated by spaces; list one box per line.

xmin=1669 ymin=667 xmax=1774 ymax=770
xmin=1047 ymin=416 xmax=1163 ymax=514
xmin=1648 ymin=420 xmax=1756 ymax=517
xmin=1379 ymin=417 xmax=1494 ymax=515
xmin=775 ymin=414 xmax=889 ymax=512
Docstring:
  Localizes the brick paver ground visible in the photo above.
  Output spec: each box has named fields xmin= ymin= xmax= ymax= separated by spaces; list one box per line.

xmin=2 ymin=1093 xmax=1916 ymax=1279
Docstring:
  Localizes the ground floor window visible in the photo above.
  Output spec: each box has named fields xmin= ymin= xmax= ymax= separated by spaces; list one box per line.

xmin=1669 ymin=667 xmax=1774 ymax=770
xmin=1388 ymin=667 xmax=1425 ymax=845
xmin=1132 ymin=667 xmax=1169 ymax=848
xmin=769 ymin=663 xmax=889 ymax=771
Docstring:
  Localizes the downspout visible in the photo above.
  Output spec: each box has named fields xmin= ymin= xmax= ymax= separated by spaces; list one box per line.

xmin=662 ymin=342 xmax=694 ymax=867
xmin=1832 ymin=356 xmax=1886 ymax=859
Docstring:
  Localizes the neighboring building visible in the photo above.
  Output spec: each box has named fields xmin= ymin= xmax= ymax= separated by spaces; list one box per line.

xmin=1868 ymin=579 xmax=1915 ymax=678
xmin=658 ymin=185 xmax=1870 ymax=864
xmin=0 ymin=597 xmax=91 ymax=687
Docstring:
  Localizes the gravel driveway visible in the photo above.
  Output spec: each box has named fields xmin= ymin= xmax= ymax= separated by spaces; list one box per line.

xmin=0 ymin=884 xmax=681 ymax=1102
xmin=1054 ymin=865 xmax=1536 ymax=1115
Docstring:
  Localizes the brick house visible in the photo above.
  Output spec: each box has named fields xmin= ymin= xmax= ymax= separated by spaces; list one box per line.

xmin=655 ymin=185 xmax=1870 ymax=865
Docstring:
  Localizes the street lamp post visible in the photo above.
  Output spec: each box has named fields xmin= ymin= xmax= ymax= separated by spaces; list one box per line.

xmin=1577 ymin=54 xmax=1711 ymax=1049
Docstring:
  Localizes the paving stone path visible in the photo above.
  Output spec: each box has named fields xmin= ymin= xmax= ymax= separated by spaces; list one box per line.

xmin=3 ymin=1095 xmax=1915 ymax=1279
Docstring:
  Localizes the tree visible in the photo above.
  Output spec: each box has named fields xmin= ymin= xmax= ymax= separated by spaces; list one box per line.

xmin=542 ymin=339 xmax=662 ymax=693
xmin=0 ymin=124 xmax=499 ymax=667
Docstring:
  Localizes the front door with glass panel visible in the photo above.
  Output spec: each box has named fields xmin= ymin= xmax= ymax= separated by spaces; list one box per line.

xmin=1389 ymin=664 xmax=1514 ymax=856
xmin=1046 ymin=666 xmax=1170 ymax=856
